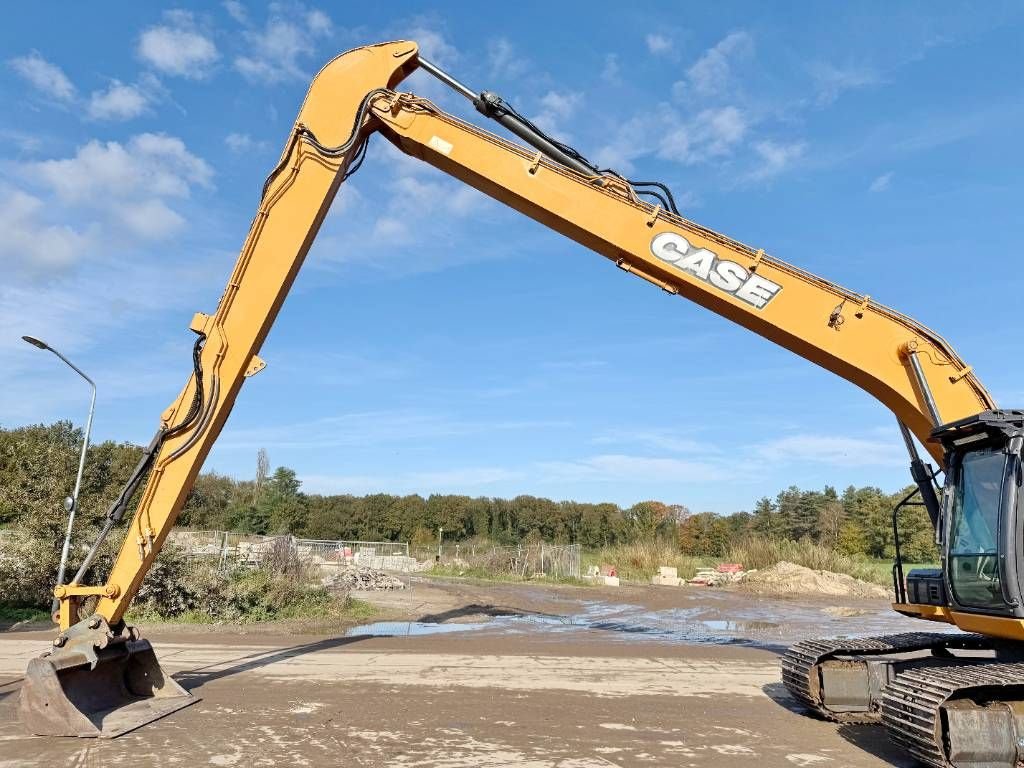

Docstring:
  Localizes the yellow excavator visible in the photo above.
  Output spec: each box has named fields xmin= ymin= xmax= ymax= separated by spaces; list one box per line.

xmin=18 ymin=40 xmax=1023 ymax=767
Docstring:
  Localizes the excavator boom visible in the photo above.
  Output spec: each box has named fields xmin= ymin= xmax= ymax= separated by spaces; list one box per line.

xmin=19 ymin=40 xmax=1009 ymax=755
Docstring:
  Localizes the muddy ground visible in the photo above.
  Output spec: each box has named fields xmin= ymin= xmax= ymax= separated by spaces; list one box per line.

xmin=0 ymin=577 xmax=940 ymax=767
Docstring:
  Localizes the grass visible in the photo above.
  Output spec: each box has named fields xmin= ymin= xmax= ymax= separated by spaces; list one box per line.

xmin=854 ymin=559 xmax=938 ymax=586
xmin=128 ymin=595 xmax=377 ymax=625
xmin=724 ymin=536 xmax=938 ymax=586
xmin=0 ymin=606 xmax=51 ymax=626
xmin=428 ymin=563 xmax=590 ymax=586
xmin=583 ymin=541 xmax=703 ymax=582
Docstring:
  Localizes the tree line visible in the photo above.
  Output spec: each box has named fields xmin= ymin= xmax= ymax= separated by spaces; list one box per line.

xmin=0 ymin=422 xmax=936 ymax=561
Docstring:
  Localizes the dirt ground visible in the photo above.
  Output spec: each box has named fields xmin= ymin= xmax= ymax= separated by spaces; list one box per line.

xmin=0 ymin=577 xmax=936 ymax=767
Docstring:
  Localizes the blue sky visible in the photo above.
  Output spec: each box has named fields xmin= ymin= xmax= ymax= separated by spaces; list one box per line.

xmin=2 ymin=3 xmax=1022 ymax=513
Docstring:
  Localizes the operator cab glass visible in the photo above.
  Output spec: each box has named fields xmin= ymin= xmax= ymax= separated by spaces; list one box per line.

xmin=947 ymin=448 xmax=1008 ymax=611
xmin=934 ymin=411 xmax=1024 ymax=616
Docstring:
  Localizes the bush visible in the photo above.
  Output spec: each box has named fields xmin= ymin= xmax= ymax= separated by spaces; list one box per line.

xmin=585 ymin=540 xmax=700 ymax=582
xmin=133 ymin=544 xmax=347 ymax=623
xmin=726 ymin=535 xmax=880 ymax=583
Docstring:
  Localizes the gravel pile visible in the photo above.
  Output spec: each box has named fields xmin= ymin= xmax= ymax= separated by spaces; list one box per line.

xmin=323 ymin=565 xmax=406 ymax=592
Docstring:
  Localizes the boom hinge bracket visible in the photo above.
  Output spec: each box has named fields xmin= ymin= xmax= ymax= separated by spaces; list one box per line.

xmin=750 ymin=248 xmax=765 ymax=272
xmin=616 ymin=258 xmax=678 ymax=295
xmin=245 ymin=354 xmax=267 ymax=378
xmin=855 ymin=295 xmax=871 ymax=318
xmin=949 ymin=364 xmax=973 ymax=384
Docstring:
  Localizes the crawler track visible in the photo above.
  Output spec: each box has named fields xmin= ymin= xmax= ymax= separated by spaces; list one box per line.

xmin=882 ymin=660 xmax=1024 ymax=768
xmin=781 ymin=632 xmax=987 ymax=722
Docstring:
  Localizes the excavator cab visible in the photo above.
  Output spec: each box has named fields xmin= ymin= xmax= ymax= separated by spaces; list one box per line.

xmin=935 ymin=410 xmax=1024 ymax=619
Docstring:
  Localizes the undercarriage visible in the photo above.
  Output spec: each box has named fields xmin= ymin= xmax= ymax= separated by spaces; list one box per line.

xmin=782 ymin=632 xmax=1024 ymax=768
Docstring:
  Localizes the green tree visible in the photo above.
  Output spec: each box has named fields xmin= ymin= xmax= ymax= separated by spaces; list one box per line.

xmin=678 ymin=512 xmax=729 ymax=556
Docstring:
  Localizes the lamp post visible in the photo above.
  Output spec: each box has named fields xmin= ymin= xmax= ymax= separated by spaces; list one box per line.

xmin=21 ymin=336 xmax=96 ymax=598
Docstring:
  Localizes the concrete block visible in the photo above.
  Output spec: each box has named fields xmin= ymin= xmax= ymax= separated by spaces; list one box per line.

xmin=602 ymin=575 xmax=620 ymax=587
xmin=651 ymin=575 xmax=682 ymax=587
xmin=658 ymin=566 xmax=678 ymax=579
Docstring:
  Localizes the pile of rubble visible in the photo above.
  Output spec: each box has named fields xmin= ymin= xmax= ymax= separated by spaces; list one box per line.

xmin=583 ymin=564 xmax=620 ymax=586
xmin=322 ymin=565 xmax=406 ymax=592
xmin=689 ymin=563 xmax=747 ymax=587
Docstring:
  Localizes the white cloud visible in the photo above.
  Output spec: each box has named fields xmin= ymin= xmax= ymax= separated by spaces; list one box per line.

xmin=0 ymin=186 xmax=92 ymax=277
xmin=811 ymin=62 xmax=880 ymax=105
xmin=487 ymin=37 xmax=526 ymax=80
xmin=596 ymin=104 xmax=747 ymax=173
xmin=658 ymin=105 xmax=748 ymax=164
xmin=30 ymin=133 xmax=212 ymax=201
xmin=302 ymin=466 xmax=521 ymax=495
xmin=869 ymin=171 xmax=893 ymax=192
xmin=8 ymin=51 xmax=76 ymax=102
xmin=645 ymin=33 xmax=673 ymax=56
xmin=0 ymin=253 xmax=225 ymax=426
xmin=234 ymin=8 xmax=333 ymax=83
xmin=747 ymin=139 xmax=805 ymax=181
xmin=538 ymin=454 xmax=729 ymax=484
xmin=406 ymin=23 xmax=458 ymax=68
xmin=138 ymin=10 xmax=218 ymax=79
xmin=592 ymin=429 xmax=715 ymax=455
xmin=118 ymin=198 xmax=185 ymax=239
xmin=87 ymin=80 xmax=149 ymax=121
xmin=223 ymin=0 xmax=247 ymax=24
xmin=676 ymin=31 xmax=754 ymax=98
xmin=531 ymin=90 xmax=583 ymax=137
xmin=305 ymin=9 xmax=332 ymax=36
xmin=601 ymin=53 xmax=621 ymax=85
xmin=224 ymin=132 xmax=267 ymax=153
xmin=755 ymin=434 xmax=903 ymax=467
xmin=24 ymin=133 xmax=212 ymax=240
xmin=220 ymin=409 xmax=562 ymax=451
xmin=412 ymin=467 xmax=520 ymax=488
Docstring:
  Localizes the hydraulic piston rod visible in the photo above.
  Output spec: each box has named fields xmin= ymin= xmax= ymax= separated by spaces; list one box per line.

xmin=417 ymin=56 xmax=600 ymax=177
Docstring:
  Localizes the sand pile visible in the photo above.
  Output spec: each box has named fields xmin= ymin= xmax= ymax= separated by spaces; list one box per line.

xmin=737 ymin=561 xmax=890 ymax=599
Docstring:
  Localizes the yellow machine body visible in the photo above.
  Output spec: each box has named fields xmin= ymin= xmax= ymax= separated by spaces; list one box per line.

xmin=22 ymin=40 xmax=1019 ymax=740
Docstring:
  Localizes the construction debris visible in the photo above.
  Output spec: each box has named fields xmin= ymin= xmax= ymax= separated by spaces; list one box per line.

xmin=651 ymin=566 xmax=682 ymax=587
xmin=322 ymin=565 xmax=406 ymax=592
xmin=583 ymin=565 xmax=619 ymax=586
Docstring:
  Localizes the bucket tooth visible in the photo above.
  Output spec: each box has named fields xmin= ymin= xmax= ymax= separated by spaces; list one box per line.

xmin=20 ymin=637 xmax=197 ymax=738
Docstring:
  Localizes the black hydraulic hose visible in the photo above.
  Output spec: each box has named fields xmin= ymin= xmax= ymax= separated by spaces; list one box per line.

xmin=261 ymin=87 xmax=390 ymax=200
xmin=68 ymin=333 xmax=208 ymax=588
xmin=628 ymin=181 xmax=680 ymax=216
xmin=636 ymin=189 xmax=672 ymax=211
xmin=165 ymin=334 xmax=206 ymax=440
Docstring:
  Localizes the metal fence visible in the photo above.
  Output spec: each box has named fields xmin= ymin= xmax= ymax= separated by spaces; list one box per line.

xmin=294 ymin=539 xmax=415 ymax=572
xmin=539 ymin=543 xmax=582 ymax=579
xmin=167 ymin=530 xmax=418 ymax=572
xmin=420 ymin=541 xmax=581 ymax=579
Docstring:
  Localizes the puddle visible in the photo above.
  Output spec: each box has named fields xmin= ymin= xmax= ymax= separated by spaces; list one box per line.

xmin=347 ymin=595 xmax=965 ymax=647
xmin=702 ymin=620 xmax=779 ymax=632
xmin=346 ymin=621 xmax=491 ymax=637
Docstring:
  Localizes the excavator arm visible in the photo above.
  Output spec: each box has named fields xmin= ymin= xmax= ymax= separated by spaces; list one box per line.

xmin=22 ymin=40 xmax=1000 ymax=739
xmin=91 ymin=39 xmax=991 ymax=627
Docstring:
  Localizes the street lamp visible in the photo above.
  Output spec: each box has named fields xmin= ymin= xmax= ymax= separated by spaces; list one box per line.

xmin=21 ymin=335 xmax=96 ymax=597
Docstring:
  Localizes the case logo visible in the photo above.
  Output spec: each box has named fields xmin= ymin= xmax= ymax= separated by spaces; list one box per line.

xmin=650 ymin=232 xmax=781 ymax=309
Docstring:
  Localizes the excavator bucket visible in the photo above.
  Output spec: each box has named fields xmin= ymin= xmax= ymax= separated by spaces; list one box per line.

xmin=19 ymin=637 xmax=197 ymax=738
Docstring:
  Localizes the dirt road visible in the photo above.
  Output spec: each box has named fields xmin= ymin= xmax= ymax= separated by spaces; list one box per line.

xmin=0 ymin=579 xmax=925 ymax=767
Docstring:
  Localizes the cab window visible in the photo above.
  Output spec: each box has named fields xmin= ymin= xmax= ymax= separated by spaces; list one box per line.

xmin=948 ymin=449 xmax=1007 ymax=610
